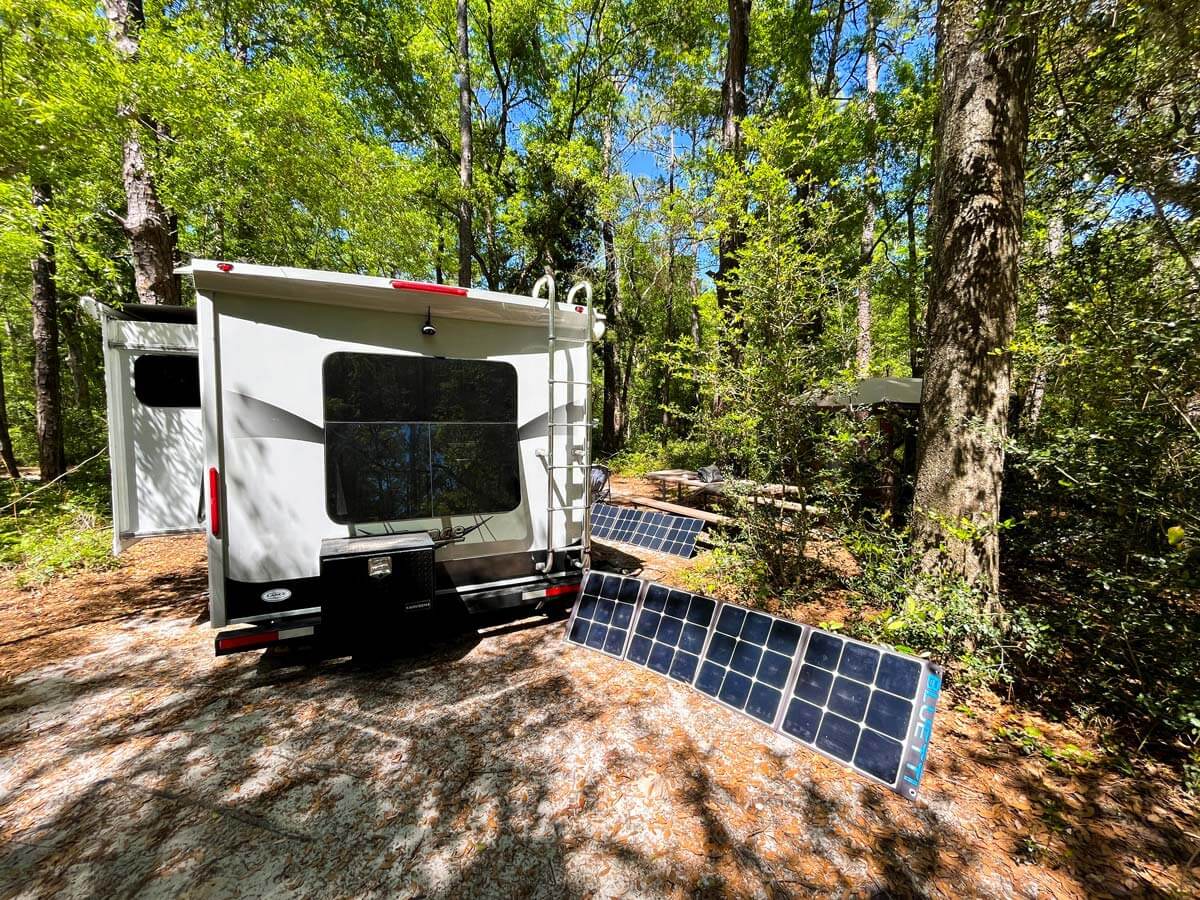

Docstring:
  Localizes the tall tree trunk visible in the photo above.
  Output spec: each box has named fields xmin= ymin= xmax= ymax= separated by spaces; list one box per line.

xmin=906 ymin=195 xmax=922 ymax=375
xmin=104 ymin=0 xmax=181 ymax=305
xmin=30 ymin=183 xmax=65 ymax=481
xmin=821 ymin=0 xmax=847 ymax=98
xmin=855 ymin=7 xmax=878 ymax=377
xmin=600 ymin=112 xmax=625 ymax=453
xmin=662 ymin=132 xmax=677 ymax=432
xmin=0 ymin=344 xmax=20 ymax=478
xmin=456 ymin=0 xmax=474 ymax=288
xmin=715 ymin=0 xmax=751 ymax=352
xmin=1020 ymin=211 xmax=1062 ymax=434
xmin=60 ymin=300 xmax=89 ymax=406
xmin=911 ymin=0 xmax=1037 ymax=602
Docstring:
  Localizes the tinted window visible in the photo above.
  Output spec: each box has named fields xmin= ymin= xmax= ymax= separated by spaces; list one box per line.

xmin=133 ymin=355 xmax=201 ymax=408
xmin=324 ymin=354 xmax=520 ymax=523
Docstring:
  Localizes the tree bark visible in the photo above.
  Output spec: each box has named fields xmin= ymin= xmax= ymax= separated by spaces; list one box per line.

xmin=60 ymin=300 xmax=89 ymax=406
xmin=911 ymin=0 xmax=1037 ymax=602
xmin=906 ymin=195 xmax=922 ymax=375
xmin=1020 ymin=211 xmax=1062 ymax=434
xmin=855 ymin=7 xmax=878 ymax=377
xmin=456 ymin=0 xmax=474 ymax=288
xmin=715 ymin=0 xmax=751 ymax=344
xmin=30 ymin=183 xmax=65 ymax=481
xmin=0 ymin=343 xmax=20 ymax=478
xmin=821 ymin=0 xmax=847 ymax=98
xmin=104 ymin=0 xmax=181 ymax=305
xmin=600 ymin=111 xmax=625 ymax=453
xmin=662 ymin=131 xmax=676 ymax=431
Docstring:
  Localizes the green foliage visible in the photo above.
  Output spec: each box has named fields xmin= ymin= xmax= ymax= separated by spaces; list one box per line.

xmin=0 ymin=470 xmax=118 ymax=585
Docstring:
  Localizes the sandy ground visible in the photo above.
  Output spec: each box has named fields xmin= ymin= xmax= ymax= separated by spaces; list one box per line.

xmin=1 ymin=535 xmax=1198 ymax=899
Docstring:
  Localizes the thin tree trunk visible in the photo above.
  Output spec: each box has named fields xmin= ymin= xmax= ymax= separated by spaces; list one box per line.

xmin=30 ymin=183 xmax=65 ymax=481
xmin=1021 ymin=211 xmax=1062 ymax=433
xmin=60 ymin=300 xmax=89 ymax=406
xmin=906 ymin=195 xmax=922 ymax=375
xmin=855 ymin=7 xmax=878 ymax=377
xmin=104 ymin=0 xmax=181 ymax=305
xmin=0 ymin=344 xmax=20 ymax=478
xmin=715 ymin=0 xmax=751 ymax=354
xmin=821 ymin=0 xmax=847 ymax=98
xmin=600 ymin=111 xmax=625 ymax=453
xmin=911 ymin=0 xmax=1037 ymax=603
xmin=456 ymin=0 xmax=474 ymax=288
xmin=662 ymin=131 xmax=676 ymax=431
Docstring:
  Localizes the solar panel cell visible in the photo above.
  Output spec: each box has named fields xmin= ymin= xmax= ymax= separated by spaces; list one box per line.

xmin=806 ymin=632 xmax=843 ymax=669
xmin=828 ymin=677 xmax=870 ymax=721
xmin=854 ymin=729 xmax=904 ymax=784
xmin=794 ymin=664 xmax=834 ymax=705
xmin=767 ymin=620 xmax=803 ymax=656
xmin=865 ymin=691 xmax=912 ymax=741
xmin=815 ymin=712 xmax=859 ymax=761
xmin=839 ymin=644 xmax=881 ymax=683
xmin=730 ymin=641 xmax=763 ymax=677
xmin=876 ymin=654 xmax=921 ymax=699
xmin=756 ymin=650 xmax=793 ymax=689
xmin=746 ymin=682 xmax=783 ymax=724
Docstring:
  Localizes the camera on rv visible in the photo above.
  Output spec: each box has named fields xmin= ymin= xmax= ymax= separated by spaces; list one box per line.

xmin=422 ymin=307 xmax=437 ymax=336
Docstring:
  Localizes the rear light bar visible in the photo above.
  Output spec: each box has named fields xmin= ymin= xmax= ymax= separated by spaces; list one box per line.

xmin=208 ymin=467 xmax=220 ymax=536
xmin=390 ymin=279 xmax=468 ymax=296
xmin=545 ymin=583 xmax=580 ymax=598
xmin=215 ymin=623 xmax=316 ymax=655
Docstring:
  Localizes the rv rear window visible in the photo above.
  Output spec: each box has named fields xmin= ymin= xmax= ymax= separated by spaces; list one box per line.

xmin=323 ymin=353 xmax=521 ymax=523
xmin=133 ymin=354 xmax=201 ymax=408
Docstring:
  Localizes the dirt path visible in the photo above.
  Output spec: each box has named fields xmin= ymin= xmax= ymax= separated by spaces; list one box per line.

xmin=1 ymin=537 xmax=1197 ymax=898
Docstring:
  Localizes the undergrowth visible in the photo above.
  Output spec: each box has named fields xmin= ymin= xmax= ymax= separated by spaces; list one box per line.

xmin=0 ymin=468 xmax=118 ymax=586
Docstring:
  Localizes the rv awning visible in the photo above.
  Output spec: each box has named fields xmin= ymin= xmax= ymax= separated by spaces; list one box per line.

xmin=184 ymin=260 xmax=603 ymax=336
xmin=813 ymin=377 xmax=923 ymax=408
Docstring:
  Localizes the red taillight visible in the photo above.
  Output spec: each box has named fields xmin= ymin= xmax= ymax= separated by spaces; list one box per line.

xmin=390 ymin=279 xmax=468 ymax=296
xmin=208 ymin=467 xmax=220 ymax=536
xmin=216 ymin=262 xmax=234 ymax=272
xmin=546 ymin=583 xmax=580 ymax=599
xmin=217 ymin=630 xmax=278 ymax=652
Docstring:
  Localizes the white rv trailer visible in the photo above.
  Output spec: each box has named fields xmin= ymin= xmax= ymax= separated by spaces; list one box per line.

xmin=88 ymin=260 xmax=601 ymax=654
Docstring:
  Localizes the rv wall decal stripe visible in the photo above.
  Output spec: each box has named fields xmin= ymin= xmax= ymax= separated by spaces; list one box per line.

xmin=563 ymin=571 xmax=943 ymax=801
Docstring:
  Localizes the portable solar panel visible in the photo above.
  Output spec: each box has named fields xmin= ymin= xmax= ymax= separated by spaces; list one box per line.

xmin=626 ymin=583 xmax=716 ymax=684
xmin=561 ymin=571 xmax=942 ymax=800
xmin=564 ymin=571 xmax=641 ymax=658
xmin=588 ymin=503 xmax=704 ymax=558
xmin=693 ymin=603 xmax=806 ymax=728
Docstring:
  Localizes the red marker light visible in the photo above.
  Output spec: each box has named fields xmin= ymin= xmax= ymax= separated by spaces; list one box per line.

xmin=216 ymin=262 xmax=234 ymax=272
xmin=390 ymin=280 xmax=468 ymax=296
xmin=545 ymin=583 xmax=580 ymax=599
xmin=574 ymin=306 xmax=585 ymax=313
xmin=208 ymin=467 xmax=221 ymax=536
xmin=217 ymin=630 xmax=279 ymax=652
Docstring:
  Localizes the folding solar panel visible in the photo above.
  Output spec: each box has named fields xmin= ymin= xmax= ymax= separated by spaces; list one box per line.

xmin=561 ymin=571 xmax=942 ymax=800
xmin=564 ymin=571 xmax=641 ymax=658
xmin=588 ymin=503 xmax=704 ymax=558
xmin=626 ymin=583 xmax=716 ymax=685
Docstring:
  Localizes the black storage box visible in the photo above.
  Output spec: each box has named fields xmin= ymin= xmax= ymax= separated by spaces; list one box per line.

xmin=319 ymin=533 xmax=436 ymax=624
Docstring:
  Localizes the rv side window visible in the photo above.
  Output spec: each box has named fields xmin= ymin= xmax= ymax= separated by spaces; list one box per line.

xmin=323 ymin=354 xmax=521 ymax=523
xmin=133 ymin=354 xmax=201 ymax=408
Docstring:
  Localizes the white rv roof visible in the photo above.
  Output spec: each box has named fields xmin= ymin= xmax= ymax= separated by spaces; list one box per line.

xmin=185 ymin=259 xmax=601 ymax=331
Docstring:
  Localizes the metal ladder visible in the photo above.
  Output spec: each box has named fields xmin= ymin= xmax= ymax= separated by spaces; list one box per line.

xmin=532 ymin=275 xmax=595 ymax=574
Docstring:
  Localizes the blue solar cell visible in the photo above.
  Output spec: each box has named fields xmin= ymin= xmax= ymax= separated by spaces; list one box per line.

xmin=656 ymin=615 xmax=683 ymax=645
xmin=715 ymin=605 xmax=746 ymax=636
xmin=866 ymin=691 xmax=912 ymax=741
xmin=730 ymin=641 xmax=762 ymax=677
xmin=569 ymin=618 xmax=588 ymax=643
xmin=828 ymin=677 xmax=870 ymax=721
xmin=643 ymin=584 xmax=668 ymax=612
xmin=647 ymin=641 xmax=674 ymax=674
xmin=577 ymin=595 xmax=597 ymax=620
xmin=584 ymin=571 xmax=604 ymax=594
xmin=767 ymin=620 xmax=803 ymax=656
xmin=603 ymin=627 xmax=627 ymax=655
xmin=757 ymin=650 xmax=792 ymax=689
xmin=679 ymin=623 xmax=707 ymax=653
xmin=815 ymin=712 xmax=859 ymax=761
xmin=876 ymin=654 xmax=921 ymax=699
xmin=839 ymin=643 xmax=880 ymax=683
xmin=618 ymin=578 xmax=641 ymax=603
xmin=746 ymin=682 xmax=782 ymax=724
xmin=686 ymin=596 xmax=715 ymax=626
xmin=695 ymin=661 xmax=724 ymax=696
xmin=665 ymin=591 xmax=691 ymax=619
xmin=782 ymin=698 xmax=822 ymax=742
xmin=612 ymin=603 xmax=633 ymax=629
xmin=585 ymin=623 xmax=608 ymax=651
xmin=741 ymin=612 xmax=772 ymax=644
xmin=707 ymin=632 xmax=735 ymax=665
xmin=854 ymin=729 xmax=904 ymax=784
xmin=636 ymin=610 xmax=660 ymax=638
xmin=806 ymin=632 xmax=843 ymax=670
xmin=669 ymin=652 xmax=699 ymax=683
xmin=793 ymin=664 xmax=833 ymax=705
xmin=719 ymin=671 xmax=753 ymax=708
xmin=627 ymin=635 xmax=652 ymax=665
xmin=594 ymin=598 xmax=614 ymax=625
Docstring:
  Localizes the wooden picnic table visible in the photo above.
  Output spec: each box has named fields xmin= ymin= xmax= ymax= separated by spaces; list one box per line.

xmin=644 ymin=470 xmax=824 ymax=519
